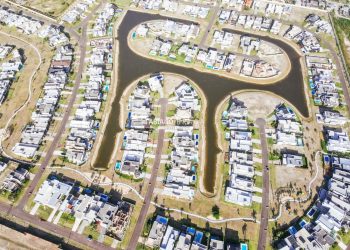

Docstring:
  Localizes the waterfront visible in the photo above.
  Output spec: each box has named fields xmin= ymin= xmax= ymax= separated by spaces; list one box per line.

xmin=92 ymin=10 xmax=309 ymax=195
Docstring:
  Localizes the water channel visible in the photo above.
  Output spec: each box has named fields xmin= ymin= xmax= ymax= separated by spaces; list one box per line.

xmin=92 ymin=10 xmax=309 ymax=194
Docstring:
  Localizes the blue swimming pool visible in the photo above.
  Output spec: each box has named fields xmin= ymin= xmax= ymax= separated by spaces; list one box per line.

xmin=187 ymin=227 xmax=196 ymax=236
xmin=307 ymin=207 xmax=316 ymax=218
xmin=241 ymin=243 xmax=248 ymax=250
xmin=156 ymin=215 xmax=168 ymax=225
xmin=194 ymin=231 xmax=203 ymax=243
xmin=288 ymin=226 xmax=297 ymax=235
xmin=324 ymin=155 xmax=330 ymax=163
xmin=299 ymin=219 xmax=307 ymax=228
xmin=115 ymin=162 xmax=121 ymax=170
xmin=104 ymin=85 xmax=110 ymax=92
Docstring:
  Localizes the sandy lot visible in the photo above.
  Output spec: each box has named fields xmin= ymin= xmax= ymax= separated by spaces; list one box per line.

xmin=26 ymin=0 xmax=74 ymax=17
xmin=231 ymin=91 xmax=285 ymax=120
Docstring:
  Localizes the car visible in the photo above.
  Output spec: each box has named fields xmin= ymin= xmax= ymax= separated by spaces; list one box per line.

xmin=87 ymin=235 xmax=93 ymax=241
xmin=265 ymin=166 xmax=269 ymax=171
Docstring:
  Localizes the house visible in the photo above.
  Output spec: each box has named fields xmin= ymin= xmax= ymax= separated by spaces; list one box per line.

xmin=326 ymin=130 xmax=350 ymax=153
xmin=277 ymin=120 xmax=302 ymax=134
xmin=0 ymin=168 xmax=29 ymax=192
xmin=276 ymin=132 xmax=301 ymax=146
xmin=210 ymin=238 xmax=224 ymax=250
xmin=230 ymin=174 xmax=253 ymax=192
xmin=282 ymin=154 xmax=305 ymax=167
xmin=225 ymin=186 xmax=252 ymax=206
xmin=0 ymin=161 xmax=7 ymax=173
xmin=175 ymin=233 xmax=192 ymax=249
xmin=316 ymin=111 xmax=347 ymax=126
xmin=108 ymin=201 xmax=133 ymax=240
xmin=148 ymin=74 xmax=163 ymax=92
xmin=230 ymin=131 xmax=252 ymax=152
xmin=146 ymin=216 xmax=168 ymax=248
xmin=34 ymin=179 xmax=72 ymax=210
xmin=160 ymin=226 xmax=180 ymax=250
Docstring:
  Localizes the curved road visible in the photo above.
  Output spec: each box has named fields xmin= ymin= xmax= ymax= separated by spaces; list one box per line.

xmin=0 ymin=31 xmax=42 ymax=165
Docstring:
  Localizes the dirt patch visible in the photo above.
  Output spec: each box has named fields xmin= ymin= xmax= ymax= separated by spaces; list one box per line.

xmin=233 ymin=91 xmax=283 ymax=120
xmin=25 ymin=0 xmax=74 ymax=17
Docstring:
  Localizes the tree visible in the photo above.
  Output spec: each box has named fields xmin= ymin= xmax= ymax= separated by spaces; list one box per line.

xmin=212 ymin=205 xmax=220 ymax=219
xmin=242 ymin=223 xmax=247 ymax=240
xmin=285 ymin=201 xmax=291 ymax=211
xmin=252 ymin=209 xmax=257 ymax=220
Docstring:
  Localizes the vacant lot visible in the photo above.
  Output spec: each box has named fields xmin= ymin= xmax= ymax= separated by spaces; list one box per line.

xmin=26 ymin=0 xmax=75 ymax=17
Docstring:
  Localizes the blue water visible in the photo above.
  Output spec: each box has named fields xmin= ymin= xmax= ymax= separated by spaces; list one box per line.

xmin=115 ymin=162 xmax=121 ymax=170
xmin=241 ymin=243 xmax=248 ymax=250
xmin=307 ymin=208 xmax=316 ymax=217
xmin=187 ymin=227 xmax=196 ymax=236
xmin=324 ymin=155 xmax=330 ymax=163
xmin=84 ymin=188 xmax=92 ymax=194
xmin=194 ymin=231 xmax=203 ymax=243
xmin=100 ymin=194 xmax=109 ymax=202
xmin=288 ymin=226 xmax=297 ymax=235
xmin=156 ymin=215 xmax=168 ymax=225
xmin=299 ymin=220 xmax=307 ymax=228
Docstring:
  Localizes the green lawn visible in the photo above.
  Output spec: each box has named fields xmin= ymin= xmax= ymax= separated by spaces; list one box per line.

xmin=83 ymin=224 xmax=101 ymax=241
xmin=58 ymin=212 xmax=75 ymax=229
xmin=251 ymin=127 xmax=260 ymax=139
xmin=254 ymin=176 xmax=263 ymax=188
xmin=37 ymin=205 xmax=53 ymax=221
xmin=166 ymin=109 xmax=176 ymax=117
xmin=251 ymin=202 xmax=261 ymax=213
xmin=254 ymin=163 xmax=263 ymax=171
xmin=104 ymin=235 xmax=115 ymax=246
xmin=252 ymin=143 xmax=260 ymax=150
xmin=339 ymin=229 xmax=350 ymax=245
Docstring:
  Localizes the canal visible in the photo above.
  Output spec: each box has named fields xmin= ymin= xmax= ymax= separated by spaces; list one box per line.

xmin=92 ymin=10 xmax=309 ymax=194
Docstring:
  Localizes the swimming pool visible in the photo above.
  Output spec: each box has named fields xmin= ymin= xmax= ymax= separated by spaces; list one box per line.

xmin=307 ymin=207 xmax=317 ymax=218
xmin=156 ymin=215 xmax=168 ymax=225
xmin=241 ymin=243 xmax=248 ymax=250
xmin=299 ymin=219 xmax=307 ymax=228
xmin=115 ymin=162 xmax=121 ymax=171
xmin=194 ymin=231 xmax=203 ymax=243
xmin=324 ymin=155 xmax=330 ymax=164
xmin=288 ymin=226 xmax=297 ymax=235
xmin=186 ymin=227 xmax=196 ymax=236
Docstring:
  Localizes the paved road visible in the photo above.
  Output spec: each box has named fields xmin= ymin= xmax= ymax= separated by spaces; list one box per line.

xmin=0 ymin=202 xmax=112 ymax=250
xmin=128 ymin=98 xmax=168 ymax=250
xmin=17 ymin=1 xmax=104 ymax=211
xmin=199 ymin=5 xmax=220 ymax=48
xmin=256 ymin=118 xmax=269 ymax=250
